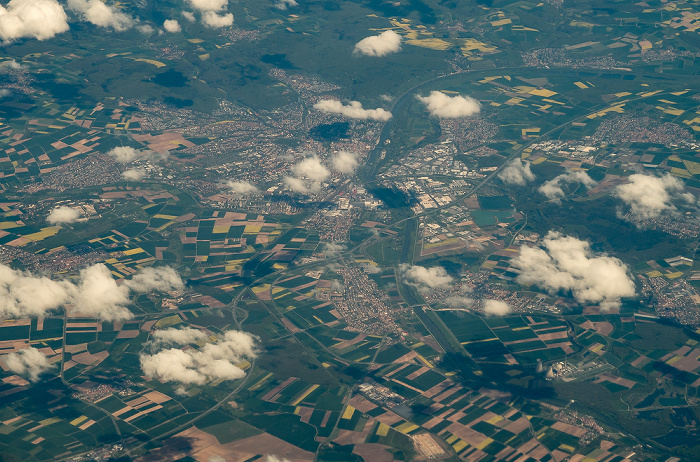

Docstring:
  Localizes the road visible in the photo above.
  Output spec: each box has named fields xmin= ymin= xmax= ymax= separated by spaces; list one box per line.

xmin=360 ymin=66 xmax=686 ymax=234
xmin=59 ymin=311 xmax=132 ymax=461
xmin=349 ymin=65 xmax=680 ymax=383
xmin=64 ymin=66 xmax=687 ymax=460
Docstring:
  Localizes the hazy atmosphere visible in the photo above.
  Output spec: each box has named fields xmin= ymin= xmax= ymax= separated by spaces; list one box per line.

xmin=0 ymin=0 xmax=699 ymax=461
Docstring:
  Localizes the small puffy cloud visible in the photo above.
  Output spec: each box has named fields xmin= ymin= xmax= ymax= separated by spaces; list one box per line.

xmin=361 ymin=263 xmax=381 ymax=274
xmin=331 ymin=151 xmax=359 ymax=174
xmin=47 ymin=205 xmax=81 ymax=225
xmin=284 ymin=176 xmax=309 ymax=193
xmin=67 ymin=0 xmax=134 ymax=31
xmin=107 ymin=146 xmax=141 ymax=163
xmin=182 ymin=0 xmax=234 ymax=26
xmin=0 ymin=263 xmax=183 ymax=321
xmin=273 ymin=0 xmax=297 ymax=10
xmin=209 ymin=457 xmax=227 ymax=462
xmin=225 ymin=180 xmax=259 ymax=196
xmin=151 ymin=327 xmax=207 ymax=347
xmin=616 ymin=173 xmax=694 ymax=221
xmin=416 ymin=91 xmax=480 ymax=118
xmin=137 ymin=23 xmax=153 ymax=34
xmin=0 ymin=59 xmax=22 ymax=69
xmin=314 ymin=99 xmax=392 ymax=121
xmin=123 ymin=266 xmax=184 ymax=293
xmin=107 ymin=146 xmax=166 ymax=163
xmin=0 ymin=264 xmax=73 ymax=318
xmin=291 ymin=156 xmax=330 ymax=182
xmin=354 ymin=30 xmax=402 ymax=57
xmin=284 ymin=156 xmax=330 ymax=194
xmin=483 ymin=299 xmax=510 ymax=316
xmin=266 ymin=457 xmax=291 ymax=462
xmin=0 ymin=0 xmax=69 ymax=41
xmin=71 ymin=264 xmax=184 ymax=321
xmin=201 ymin=11 xmax=232 ymax=27
xmin=498 ymin=158 xmax=535 ymax=186
xmin=323 ymin=243 xmax=346 ymax=256
xmin=539 ymin=170 xmax=596 ymax=202
xmin=187 ymin=0 xmax=227 ymax=11
xmin=70 ymin=264 xmax=134 ymax=321
xmin=140 ymin=329 xmax=257 ymax=385
xmin=444 ymin=295 xmax=473 ymax=309
xmin=512 ymin=232 xmax=635 ymax=310
xmin=0 ymin=89 xmax=10 ymax=98
xmin=140 ymin=349 xmax=222 ymax=384
xmin=4 ymin=347 xmax=53 ymax=381
xmin=163 ymin=19 xmax=180 ymax=32
xmin=284 ymin=176 xmax=321 ymax=195
xmin=400 ymin=264 xmax=453 ymax=291
xmin=122 ymin=168 xmax=147 ymax=181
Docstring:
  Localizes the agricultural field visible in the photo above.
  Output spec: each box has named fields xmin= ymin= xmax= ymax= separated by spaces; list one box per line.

xmin=0 ymin=0 xmax=700 ymax=460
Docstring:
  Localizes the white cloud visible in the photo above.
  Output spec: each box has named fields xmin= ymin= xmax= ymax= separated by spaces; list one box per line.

xmin=616 ymin=173 xmax=694 ymax=221
xmin=265 ymin=457 xmax=291 ymax=462
xmin=400 ymin=264 xmax=453 ymax=291
xmin=182 ymin=0 xmax=234 ymax=26
xmin=323 ymin=242 xmax=346 ymax=256
xmin=416 ymin=91 xmax=480 ymax=118
xmin=0 ymin=264 xmax=73 ymax=318
xmin=107 ymin=146 xmax=141 ymax=163
xmin=201 ymin=10 xmax=232 ymax=27
xmin=354 ymin=30 xmax=402 ymax=57
xmin=283 ymin=176 xmax=321 ymax=195
xmin=187 ymin=0 xmax=227 ymax=11
xmin=0 ymin=59 xmax=22 ymax=69
xmin=444 ymin=295 xmax=473 ymax=309
xmin=273 ymin=0 xmax=297 ymax=10
xmin=314 ymin=99 xmax=392 ymax=121
xmin=512 ymin=232 xmax=636 ymax=310
xmin=0 ymin=0 xmax=69 ymax=41
xmin=361 ymin=263 xmax=381 ymax=274
xmin=67 ymin=0 xmax=133 ymax=31
xmin=498 ymin=158 xmax=535 ymax=186
xmin=140 ymin=349 xmax=222 ymax=384
xmin=151 ymin=327 xmax=207 ymax=346
xmin=3 ymin=347 xmax=53 ymax=381
xmin=225 ymin=180 xmax=259 ymax=196
xmin=483 ymin=299 xmax=510 ymax=316
xmin=539 ymin=170 xmax=596 ymax=202
xmin=163 ymin=19 xmax=180 ymax=32
xmin=209 ymin=457 xmax=227 ymax=462
xmin=291 ymin=156 xmax=330 ymax=182
xmin=47 ymin=205 xmax=81 ymax=224
xmin=284 ymin=156 xmax=330 ymax=194
xmin=123 ymin=266 xmax=184 ymax=293
xmin=70 ymin=264 xmax=134 ymax=321
xmin=284 ymin=176 xmax=307 ymax=193
xmin=137 ymin=23 xmax=153 ymax=34
xmin=140 ymin=329 xmax=257 ymax=385
xmin=107 ymin=146 xmax=167 ymax=163
xmin=0 ymin=263 xmax=183 ymax=321
xmin=0 ymin=89 xmax=10 ymax=98
xmin=331 ymin=151 xmax=359 ymax=174
xmin=122 ymin=168 xmax=147 ymax=181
